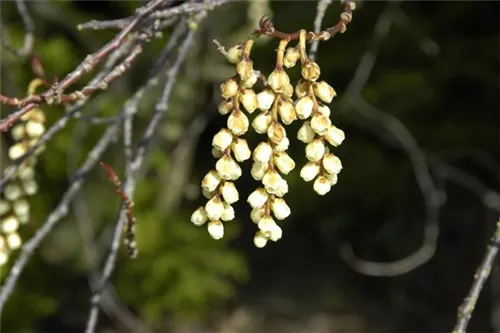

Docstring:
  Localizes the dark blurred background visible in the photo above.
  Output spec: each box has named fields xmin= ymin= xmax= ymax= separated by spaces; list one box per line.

xmin=0 ymin=1 xmax=499 ymax=332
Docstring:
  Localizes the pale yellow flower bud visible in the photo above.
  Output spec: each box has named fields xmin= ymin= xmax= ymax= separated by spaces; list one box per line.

xmin=271 ymin=198 xmax=291 ymax=220
xmin=18 ymin=167 xmax=34 ymax=180
xmin=313 ymin=81 xmax=337 ymax=103
xmin=237 ymin=58 xmax=254 ymax=81
xmin=207 ymin=220 xmax=224 ymax=240
xmin=220 ymin=181 xmax=239 ymax=204
xmin=275 ymin=178 xmax=289 ymax=197
xmin=268 ymin=224 xmax=282 ymax=241
xmin=252 ymin=112 xmax=272 ymax=134
xmin=278 ymin=100 xmax=297 ymax=125
xmin=258 ymin=215 xmax=277 ymax=234
xmin=301 ymin=61 xmax=321 ymax=81
xmin=250 ymin=208 xmax=266 ymax=223
xmin=267 ymin=122 xmax=287 ymax=144
xmin=232 ymin=138 xmax=251 ymax=162
xmin=295 ymin=96 xmax=314 ymax=119
xmin=212 ymin=128 xmax=233 ymax=151
xmin=6 ymin=232 xmax=22 ymax=250
xmin=300 ymin=162 xmax=320 ymax=182
xmin=0 ymin=251 xmax=7 ymax=266
xmin=251 ymin=161 xmax=269 ymax=181
xmin=8 ymin=143 xmax=27 ymax=160
xmin=212 ymin=147 xmax=223 ymax=158
xmin=253 ymin=231 xmax=268 ymax=248
xmin=26 ymin=121 xmax=45 ymax=138
xmin=218 ymin=99 xmax=234 ymax=115
xmin=275 ymin=137 xmax=290 ymax=152
xmin=295 ymin=79 xmax=309 ymax=98
xmin=262 ymin=169 xmax=284 ymax=194
xmin=242 ymin=72 xmax=258 ymax=88
xmin=13 ymin=199 xmax=29 ymax=216
xmin=216 ymin=155 xmax=241 ymax=180
xmin=227 ymin=111 xmax=249 ymax=136
xmin=0 ymin=200 xmax=10 ymax=215
xmin=202 ymin=188 xmax=214 ymax=199
xmin=268 ymin=69 xmax=290 ymax=93
xmin=247 ymin=188 xmax=269 ymax=209
xmin=324 ymin=125 xmax=345 ymax=147
xmin=2 ymin=215 xmax=19 ymax=233
xmin=220 ymin=78 xmax=239 ymax=99
xmin=323 ymin=153 xmax=343 ymax=175
xmin=257 ymin=89 xmax=275 ymax=111
xmin=191 ymin=207 xmax=208 ymax=226
xmin=297 ymin=121 xmax=316 ymax=143
xmin=226 ymin=44 xmax=242 ymax=64
xmin=239 ymin=89 xmax=258 ymax=113
xmin=305 ymin=139 xmax=326 ymax=162
xmin=11 ymin=125 xmax=25 ymax=141
xmin=326 ymin=172 xmax=338 ymax=186
xmin=4 ymin=184 xmax=22 ymax=201
xmin=22 ymin=179 xmax=38 ymax=195
xmin=221 ymin=203 xmax=235 ymax=221
xmin=284 ymin=47 xmax=300 ymax=68
xmin=274 ymin=152 xmax=295 ymax=175
xmin=284 ymin=83 xmax=294 ymax=98
xmin=205 ymin=197 xmax=225 ymax=220
xmin=202 ymin=170 xmax=221 ymax=192
xmin=253 ymin=142 xmax=273 ymax=164
xmin=17 ymin=213 xmax=29 ymax=224
xmin=313 ymin=175 xmax=331 ymax=195
xmin=310 ymin=113 xmax=332 ymax=135
xmin=317 ymin=104 xmax=331 ymax=117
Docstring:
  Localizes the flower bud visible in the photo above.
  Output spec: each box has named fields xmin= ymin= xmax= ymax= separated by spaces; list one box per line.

xmin=295 ymin=79 xmax=309 ymax=98
xmin=247 ymin=188 xmax=269 ymax=209
xmin=310 ymin=113 xmax=331 ymax=135
xmin=251 ymin=161 xmax=269 ymax=181
xmin=258 ymin=215 xmax=277 ymax=234
xmin=313 ymin=175 xmax=331 ymax=195
xmin=300 ymin=162 xmax=320 ymax=182
xmin=212 ymin=128 xmax=233 ymax=151
xmin=326 ymin=172 xmax=338 ymax=186
xmin=2 ymin=215 xmax=19 ymax=233
xmin=305 ymin=139 xmax=326 ymax=162
xmin=18 ymin=167 xmax=34 ymax=180
xmin=220 ymin=78 xmax=239 ymax=99
xmin=267 ymin=122 xmax=287 ymax=144
xmin=4 ymin=184 xmax=22 ymax=201
xmin=26 ymin=121 xmax=45 ymax=138
xmin=268 ymin=69 xmax=290 ymax=93
xmin=257 ymin=89 xmax=275 ymax=111
xmin=284 ymin=47 xmax=300 ymax=68
xmin=253 ymin=142 xmax=273 ymax=164
xmin=216 ymin=155 xmax=241 ymax=180
xmin=8 ymin=143 xmax=27 ymax=160
xmin=212 ymin=147 xmax=223 ymax=158
xmin=237 ymin=58 xmax=254 ymax=81
xmin=13 ymin=199 xmax=29 ymax=216
xmin=317 ymin=104 xmax=331 ymax=117
xmin=218 ymin=99 xmax=234 ymax=115
xmin=22 ymin=179 xmax=38 ymax=195
xmin=226 ymin=44 xmax=242 ymax=64
xmin=7 ymin=232 xmax=22 ymax=250
xmin=275 ymin=178 xmax=289 ymax=197
xmin=268 ymin=224 xmax=282 ymax=241
xmin=207 ymin=220 xmax=224 ymax=240
xmin=239 ymin=89 xmax=258 ymax=113
xmin=262 ymin=169 xmax=284 ymax=194
xmin=17 ymin=213 xmax=29 ymax=224
xmin=232 ymin=138 xmax=251 ymax=162
xmin=221 ymin=203 xmax=235 ymax=221
xmin=323 ymin=153 xmax=343 ymax=175
xmin=295 ymin=96 xmax=314 ymax=119
xmin=271 ymin=198 xmax=291 ymax=220
xmin=284 ymin=83 xmax=294 ymax=98
xmin=220 ymin=181 xmax=239 ymax=204
xmin=202 ymin=188 xmax=213 ymax=199
xmin=324 ymin=125 xmax=345 ymax=147
xmin=301 ymin=61 xmax=321 ymax=81
xmin=250 ymin=208 xmax=266 ymax=223
xmin=252 ymin=112 xmax=272 ymax=134
xmin=0 ymin=200 xmax=10 ymax=215
xmin=205 ymin=196 xmax=225 ymax=220
xmin=297 ymin=121 xmax=316 ymax=143
xmin=274 ymin=137 xmax=290 ymax=152
xmin=253 ymin=231 xmax=268 ymax=248
xmin=274 ymin=152 xmax=295 ymax=175
xmin=191 ymin=207 xmax=208 ymax=226
xmin=227 ymin=110 xmax=249 ymax=136
xmin=11 ymin=125 xmax=25 ymax=141
xmin=314 ymin=81 xmax=337 ymax=103
xmin=202 ymin=170 xmax=221 ymax=192
xmin=278 ymin=100 xmax=296 ymax=125
xmin=242 ymin=72 xmax=258 ymax=88
xmin=0 ymin=251 xmax=7 ymax=266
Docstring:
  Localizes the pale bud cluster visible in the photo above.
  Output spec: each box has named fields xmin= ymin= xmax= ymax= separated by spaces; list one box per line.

xmin=1 ymin=103 xmax=46 ymax=266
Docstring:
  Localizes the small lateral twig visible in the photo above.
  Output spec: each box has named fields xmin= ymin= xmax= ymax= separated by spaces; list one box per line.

xmin=99 ymin=162 xmax=137 ymax=259
xmin=452 ymin=219 xmax=500 ymax=333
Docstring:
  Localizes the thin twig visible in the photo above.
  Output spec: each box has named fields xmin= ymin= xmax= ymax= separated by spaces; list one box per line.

xmin=309 ymin=0 xmax=333 ymax=61
xmin=453 ymin=220 xmax=500 ymax=333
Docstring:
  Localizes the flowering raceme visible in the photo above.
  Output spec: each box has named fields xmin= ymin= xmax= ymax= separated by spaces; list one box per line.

xmin=191 ymin=2 xmax=355 ymax=248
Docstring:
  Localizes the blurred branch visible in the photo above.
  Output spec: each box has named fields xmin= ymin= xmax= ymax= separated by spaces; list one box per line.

xmin=0 ymin=0 xmax=34 ymax=58
xmin=309 ymin=0 xmax=333 ymax=61
xmin=453 ymin=220 xmax=500 ymax=333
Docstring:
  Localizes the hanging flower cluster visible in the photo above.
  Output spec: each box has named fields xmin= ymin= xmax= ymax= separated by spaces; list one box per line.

xmin=0 ymin=79 xmax=46 ymax=265
xmin=191 ymin=3 xmax=355 ymax=247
